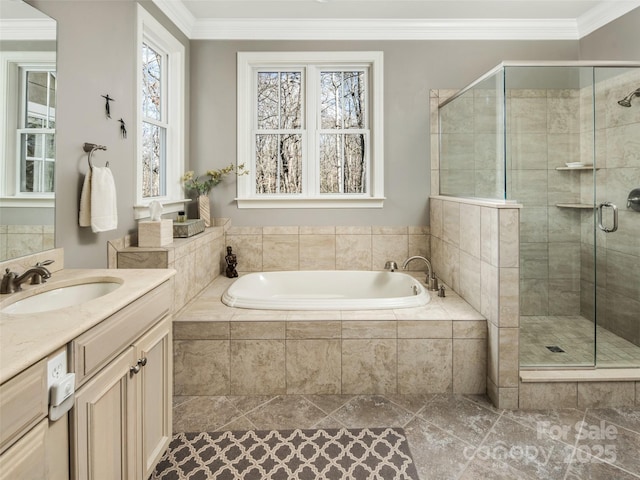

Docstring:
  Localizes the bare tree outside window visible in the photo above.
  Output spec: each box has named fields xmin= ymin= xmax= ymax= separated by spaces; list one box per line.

xmin=255 ymin=71 xmax=303 ymax=194
xmin=141 ymin=42 xmax=165 ymax=198
xmin=320 ymin=71 xmax=366 ymax=194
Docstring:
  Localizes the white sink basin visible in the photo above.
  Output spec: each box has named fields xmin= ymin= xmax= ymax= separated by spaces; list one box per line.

xmin=1 ymin=281 xmax=122 ymax=315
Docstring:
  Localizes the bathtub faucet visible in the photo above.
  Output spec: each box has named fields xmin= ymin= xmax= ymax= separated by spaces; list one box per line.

xmin=402 ymin=256 xmax=439 ymax=291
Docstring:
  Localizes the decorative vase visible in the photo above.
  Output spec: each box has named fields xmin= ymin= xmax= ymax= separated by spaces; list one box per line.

xmin=198 ymin=194 xmax=211 ymax=227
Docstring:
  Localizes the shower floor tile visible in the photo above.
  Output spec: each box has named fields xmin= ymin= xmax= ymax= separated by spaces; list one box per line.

xmin=520 ymin=315 xmax=640 ymax=368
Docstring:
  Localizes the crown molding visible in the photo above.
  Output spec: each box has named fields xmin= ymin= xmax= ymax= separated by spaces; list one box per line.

xmin=0 ymin=19 xmax=56 ymax=41
xmin=577 ymin=0 xmax=640 ymax=37
xmin=190 ymin=18 xmax=579 ymax=40
xmin=152 ymin=0 xmax=639 ymax=41
xmin=151 ymin=0 xmax=196 ymax=38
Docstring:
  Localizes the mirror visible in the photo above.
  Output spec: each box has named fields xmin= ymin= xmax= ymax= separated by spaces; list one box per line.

xmin=0 ymin=0 xmax=57 ymax=261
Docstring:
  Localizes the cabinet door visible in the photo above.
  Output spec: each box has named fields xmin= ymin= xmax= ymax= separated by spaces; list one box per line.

xmin=135 ymin=316 xmax=172 ymax=479
xmin=0 ymin=418 xmax=47 ymax=480
xmin=71 ymin=347 xmax=137 ymax=480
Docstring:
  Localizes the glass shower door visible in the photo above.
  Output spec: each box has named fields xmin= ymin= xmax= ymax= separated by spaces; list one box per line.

xmin=592 ymin=66 xmax=640 ymax=368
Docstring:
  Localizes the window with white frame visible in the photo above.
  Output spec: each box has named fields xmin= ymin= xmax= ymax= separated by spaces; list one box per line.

xmin=135 ymin=5 xmax=185 ymax=219
xmin=0 ymin=52 xmax=56 ymax=205
xmin=237 ymin=52 xmax=384 ymax=208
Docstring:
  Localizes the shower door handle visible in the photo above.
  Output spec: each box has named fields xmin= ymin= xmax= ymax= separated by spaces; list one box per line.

xmin=598 ymin=202 xmax=618 ymax=233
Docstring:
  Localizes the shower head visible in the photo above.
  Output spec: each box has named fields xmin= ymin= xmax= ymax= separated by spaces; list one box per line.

xmin=618 ymin=88 xmax=640 ymax=107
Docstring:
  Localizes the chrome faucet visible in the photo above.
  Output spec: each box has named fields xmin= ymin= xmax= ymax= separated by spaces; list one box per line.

xmin=1 ymin=266 xmax=52 ymax=294
xmin=402 ymin=255 xmax=439 ymax=291
xmin=384 ymin=261 xmax=398 ymax=272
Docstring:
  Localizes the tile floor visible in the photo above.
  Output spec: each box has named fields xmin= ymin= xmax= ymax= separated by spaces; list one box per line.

xmin=173 ymin=393 xmax=640 ymax=479
xmin=520 ymin=315 xmax=640 ymax=368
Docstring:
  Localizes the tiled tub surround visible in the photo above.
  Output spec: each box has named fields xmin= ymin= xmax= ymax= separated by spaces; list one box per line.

xmin=109 ymin=226 xmax=226 ymax=312
xmin=173 ymin=274 xmax=487 ymax=397
xmin=224 ymin=225 xmax=430 ymax=273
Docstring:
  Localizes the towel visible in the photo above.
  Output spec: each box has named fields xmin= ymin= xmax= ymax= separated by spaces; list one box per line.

xmin=78 ymin=166 xmax=118 ymax=233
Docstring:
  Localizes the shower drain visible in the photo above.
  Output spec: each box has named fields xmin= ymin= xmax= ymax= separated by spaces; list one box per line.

xmin=546 ymin=346 xmax=566 ymax=353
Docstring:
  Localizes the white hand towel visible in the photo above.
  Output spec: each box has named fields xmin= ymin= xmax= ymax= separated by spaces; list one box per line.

xmin=89 ymin=166 xmax=118 ymax=233
xmin=79 ymin=168 xmax=92 ymax=227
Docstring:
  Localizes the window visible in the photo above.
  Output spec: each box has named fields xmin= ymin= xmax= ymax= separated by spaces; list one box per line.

xmin=0 ymin=52 xmax=56 ymax=207
xmin=237 ymin=52 xmax=384 ymax=208
xmin=135 ymin=5 xmax=186 ymax=219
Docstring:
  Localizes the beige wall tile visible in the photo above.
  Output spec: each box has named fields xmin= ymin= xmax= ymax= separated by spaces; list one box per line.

xmin=230 ymin=340 xmax=286 ymax=395
xmin=480 ymin=261 xmax=498 ymax=324
xmin=440 ymin=241 xmax=460 ymax=292
xmin=336 ymin=226 xmax=372 ymax=235
xmin=497 ymin=387 xmax=519 ymax=409
xmin=286 ymin=321 xmax=341 ymax=339
xmin=397 ymin=320 xmax=452 ymax=339
xmin=342 ymin=320 xmax=396 ymax=339
xmin=174 ymin=321 xmax=230 ymax=340
xmin=225 ymin=234 xmax=263 ymax=272
xmin=459 ymin=252 xmax=481 ymax=312
xmin=286 ymin=340 xmax=341 ymax=394
xmin=518 ymin=382 xmax=578 ymax=409
xmin=499 ymin=268 xmax=519 ymax=327
xmin=174 ymin=340 xmax=230 ymax=395
xmin=342 ymin=339 xmax=397 ymax=394
xmin=263 ymin=226 xmax=299 ymax=235
xmin=577 ymin=382 xmax=636 ymax=408
xmin=408 ymin=234 xmax=431 ymax=265
xmin=453 ymin=339 xmax=486 ymax=394
xmin=487 ymin=322 xmax=499 ymax=387
xmin=336 ymin=234 xmax=372 ymax=270
xmin=499 ymin=209 xmax=519 ymax=268
xmin=460 ymin=204 xmax=481 ymax=258
xmin=372 ymin=226 xmax=408 ymax=235
xmin=299 ymin=234 xmax=336 ymax=270
xmin=442 ymin=201 xmax=460 ymax=247
xmin=453 ymin=320 xmax=487 ymax=339
xmin=499 ymin=327 xmax=519 ymax=387
xmin=372 ymin=234 xmax=408 ymax=271
xmin=263 ymin=234 xmax=299 ymax=271
xmin=299 ymin=226 xmax=336 ymax=235
xmin=398 ymin=339 xmax=452 ymax=394
xmin=230 ymin=321 xmax=285 ymax=339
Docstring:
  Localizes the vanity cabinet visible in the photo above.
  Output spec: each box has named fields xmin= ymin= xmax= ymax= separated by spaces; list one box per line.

xmin=70 ymin=281 xmax=172 ymax=480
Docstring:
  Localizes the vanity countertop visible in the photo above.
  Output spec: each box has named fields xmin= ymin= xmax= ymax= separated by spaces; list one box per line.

xmin=0 ymin=268 xmax=175 ymax=384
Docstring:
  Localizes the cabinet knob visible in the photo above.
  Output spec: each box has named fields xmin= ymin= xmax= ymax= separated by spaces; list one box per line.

xmin=138 ymin=357 xmax=148 ymax=367
xmin=130 ymin=364 xmax=141 ymax=375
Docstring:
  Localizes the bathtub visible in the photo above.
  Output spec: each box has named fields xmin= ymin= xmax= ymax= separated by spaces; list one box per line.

xmin=221 ymin=270 xmax=431 ymax=310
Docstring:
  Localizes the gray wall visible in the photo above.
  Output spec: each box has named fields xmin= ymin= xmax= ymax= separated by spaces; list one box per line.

xmin=191 ymin=39 xmax=578 ymax=227
xmin=579 ymin=7 xmax=640 ymax=61
xmin=28 ymin=0 xmax=189 ymax=268
xmin=21 ymin=1 xmax=639 ymax=267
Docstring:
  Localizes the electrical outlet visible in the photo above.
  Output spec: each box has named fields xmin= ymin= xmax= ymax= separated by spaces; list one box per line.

xmin=47 ymin=350 xmax=68 ymax=390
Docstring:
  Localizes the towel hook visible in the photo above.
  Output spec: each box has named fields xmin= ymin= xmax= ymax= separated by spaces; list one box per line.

xmin=83 ymin=142 xmax=108 ymax=169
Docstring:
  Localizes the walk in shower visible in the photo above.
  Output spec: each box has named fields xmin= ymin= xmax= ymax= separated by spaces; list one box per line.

xmin=438 ymin=62 xmax=640 ymax=369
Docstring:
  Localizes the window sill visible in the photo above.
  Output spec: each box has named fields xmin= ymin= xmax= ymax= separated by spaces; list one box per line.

xmin=0 ymin=196 xmax=54 ymax=208
xmin=133 ymin=198 xmax=191 ymax=219
xmin=236 ymin=197 xmax=385 ymax=209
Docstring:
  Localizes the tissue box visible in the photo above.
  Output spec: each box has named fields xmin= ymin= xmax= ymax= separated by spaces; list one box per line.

xmin=173 ymin=219 xmax=205 ymax=238
xmin=138 ymin=219 xmax=173 ymax=247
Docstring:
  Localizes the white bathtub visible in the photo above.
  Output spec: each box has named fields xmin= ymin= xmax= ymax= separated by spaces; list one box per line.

xmin=221 ymin=271 xmax=431 ymax=310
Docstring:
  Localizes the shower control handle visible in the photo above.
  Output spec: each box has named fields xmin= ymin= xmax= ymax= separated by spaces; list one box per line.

xmin=597 ymin=202 xmax=618 ymax=233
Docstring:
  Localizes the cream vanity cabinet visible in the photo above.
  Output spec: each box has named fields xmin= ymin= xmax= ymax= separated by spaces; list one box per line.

xmin=0 ymin=358 xmax=68 ymax=480
xmin=70 ymin=280 xmax=173 ymax=480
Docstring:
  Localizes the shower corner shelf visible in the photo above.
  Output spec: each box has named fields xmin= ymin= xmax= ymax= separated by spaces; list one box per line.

xmin=556 ymin=203 xmax=594 ymax=209
xmin=555 ymin=166 xmax=600 ymax=171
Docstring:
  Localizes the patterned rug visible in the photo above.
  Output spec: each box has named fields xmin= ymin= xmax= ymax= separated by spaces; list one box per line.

xmin=151 ymin=427 xmax=419 ymax=479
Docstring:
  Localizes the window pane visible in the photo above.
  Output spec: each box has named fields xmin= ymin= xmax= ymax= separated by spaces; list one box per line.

xmin=142 ymin=121 xmax=165 ymax=197
xmin=280 ymin=72 xmax=301 ymax=129
xmin=25 ymin=71 xmax=47 ymax=128
xmin=142 ymin=42 xmax=161 ymax=121
xmin=321 ymin=71 xmax=365 ymax=129
xmin=319 ymin=133 xmax=365 ymax=194
xmin=20 ymin=133 xmax=54 ymax=193
xmin=255 ymin=133 xmax=302 ymax=194
xmin=257 ymin=71 xmax=302 ymax=130
xmin=257 ymin=72 xmax=279 ymax=129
